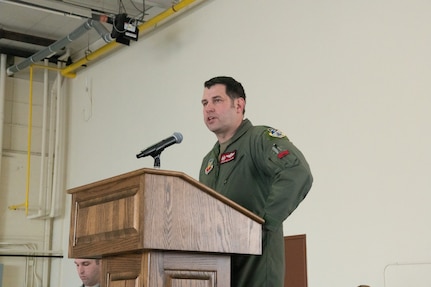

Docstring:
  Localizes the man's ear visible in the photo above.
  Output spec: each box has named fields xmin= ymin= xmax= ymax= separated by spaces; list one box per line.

xmin=236 ymin=97 xmax=245 ymax=113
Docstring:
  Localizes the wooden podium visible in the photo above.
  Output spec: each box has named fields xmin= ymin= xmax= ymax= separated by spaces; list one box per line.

xmin=68 ymin=168 xmax=263 ymax=287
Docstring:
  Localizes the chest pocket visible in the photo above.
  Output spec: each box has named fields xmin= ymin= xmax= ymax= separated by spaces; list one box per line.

xmin=218 ymin=151 xmax=245 ymax=186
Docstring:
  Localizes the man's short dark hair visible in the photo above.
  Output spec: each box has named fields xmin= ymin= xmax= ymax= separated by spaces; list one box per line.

xmin=204 ymin=76 xmax=246 ymax=101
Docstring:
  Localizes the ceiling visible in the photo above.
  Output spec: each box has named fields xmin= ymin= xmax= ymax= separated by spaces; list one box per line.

xmin=0 ymin=0 xmax=179 ymax=76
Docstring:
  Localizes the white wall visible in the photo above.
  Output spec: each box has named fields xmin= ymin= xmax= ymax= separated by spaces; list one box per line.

xmin=61 ymin=0 xmax=431 ymax=286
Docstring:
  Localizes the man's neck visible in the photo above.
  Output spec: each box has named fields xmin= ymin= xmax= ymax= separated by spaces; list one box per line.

xmin=216 ymin=119 xmax=244 ymax=144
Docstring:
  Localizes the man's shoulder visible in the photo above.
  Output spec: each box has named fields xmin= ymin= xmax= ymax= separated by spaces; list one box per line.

xmin=245 ymin=125 xmax=292 ymax=145
xmin=248 ymin=125 xmax=274 ymax=137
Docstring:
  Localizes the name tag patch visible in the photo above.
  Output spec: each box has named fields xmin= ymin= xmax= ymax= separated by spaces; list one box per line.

xmin=220 ymin=150 xmax=236 ymax=164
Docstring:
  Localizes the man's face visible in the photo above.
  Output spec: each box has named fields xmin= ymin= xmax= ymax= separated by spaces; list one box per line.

xmin=74 ymin=259 xmax=101 ymax=286
xmin=201 ymin=84 xmax=244 ymax=142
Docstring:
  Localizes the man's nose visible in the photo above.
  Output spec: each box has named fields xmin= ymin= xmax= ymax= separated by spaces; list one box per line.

xmin=204 ymin=102 xmax=214 ymax=112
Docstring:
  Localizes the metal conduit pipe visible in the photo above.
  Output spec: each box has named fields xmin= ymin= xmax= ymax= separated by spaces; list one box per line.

xmin=0 ymin=54 xmax=6 ymax=178
xmin=27 ymin=60 xmax=50 ymax=219
xmin=6 ymin=18 xmax=96 ymax=76
xmin=92 ymin=21 xmax=113 ymax=43
xmin=50 ymin=61 xmax=64 ymax=218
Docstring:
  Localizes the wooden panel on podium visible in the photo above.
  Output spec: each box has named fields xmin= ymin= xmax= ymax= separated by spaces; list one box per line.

xmin=103 ymin=251 xmax=230 ymax=287
xmin=67 ymin=168 xmax=263 ymax=287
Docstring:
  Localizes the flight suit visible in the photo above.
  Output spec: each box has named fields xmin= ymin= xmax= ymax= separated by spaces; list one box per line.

xmin=199 ymin=119 xmax=313 ymax=287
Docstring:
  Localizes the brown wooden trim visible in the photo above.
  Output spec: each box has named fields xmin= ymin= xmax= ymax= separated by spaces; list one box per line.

xmin=284 ymin=234 xmax=308 ymax=287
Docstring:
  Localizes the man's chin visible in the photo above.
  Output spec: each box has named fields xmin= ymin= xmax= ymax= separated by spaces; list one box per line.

xmin=206 ymin=124 xmax=219 ymax=133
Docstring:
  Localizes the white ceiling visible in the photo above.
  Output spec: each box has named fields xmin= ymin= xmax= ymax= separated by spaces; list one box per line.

xmin=0 ymin=0 xmax=178 ymax=73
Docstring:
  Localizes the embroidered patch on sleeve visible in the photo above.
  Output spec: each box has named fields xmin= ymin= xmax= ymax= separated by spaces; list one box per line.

xmin=277 ymin=150 xmax=290 ymax=159
xmin=267 ymin=128 xmax=286 ymax=138
xmin=272 ymin=144 xmax=290 ymax=159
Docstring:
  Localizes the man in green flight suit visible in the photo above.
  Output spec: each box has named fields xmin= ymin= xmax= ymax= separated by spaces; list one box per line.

xmin=199 ymin=76 xmax=313 ymax=287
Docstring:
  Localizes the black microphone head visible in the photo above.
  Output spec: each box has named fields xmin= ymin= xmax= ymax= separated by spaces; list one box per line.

xmin=173 ymin=132 xmax=183 ymax=144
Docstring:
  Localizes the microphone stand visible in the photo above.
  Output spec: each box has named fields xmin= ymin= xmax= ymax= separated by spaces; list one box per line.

xmin=152 ymin=153 xmax=161 ymax=169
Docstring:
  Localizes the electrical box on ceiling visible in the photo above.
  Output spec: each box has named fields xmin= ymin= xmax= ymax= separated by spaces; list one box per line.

xmin=111 ymin=13 xmax=139 ymax=46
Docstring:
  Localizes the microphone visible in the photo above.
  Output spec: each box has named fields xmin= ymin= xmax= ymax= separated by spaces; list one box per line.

xmin=136 ymin=132 xmax=183 ymax=158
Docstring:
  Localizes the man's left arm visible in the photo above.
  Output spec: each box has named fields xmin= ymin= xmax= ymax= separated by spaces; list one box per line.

xmin=259 ymin=135 xmax=313 ymax=231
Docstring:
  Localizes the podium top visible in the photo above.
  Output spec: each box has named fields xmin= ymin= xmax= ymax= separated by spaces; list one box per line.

xmin=68 ymin=168 xmax=264 ymax=257
xmin=68 ymin=168 xmax=264 ymax=224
